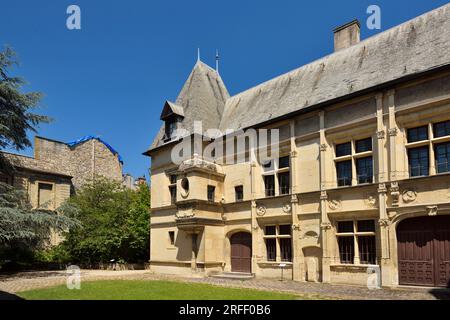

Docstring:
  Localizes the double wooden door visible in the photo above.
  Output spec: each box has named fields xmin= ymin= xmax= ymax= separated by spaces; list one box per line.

xmin=397 ymin=216 xmax=450 ymax=287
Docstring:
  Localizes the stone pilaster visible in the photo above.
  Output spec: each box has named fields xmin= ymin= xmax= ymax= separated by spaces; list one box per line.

xmin=291 ymin=194 xmax=303 ymax=281
xmin=387 ymin=90 xmax=397 ymax=181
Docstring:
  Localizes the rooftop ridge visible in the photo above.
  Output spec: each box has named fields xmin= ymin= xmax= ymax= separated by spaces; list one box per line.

xmin=226 ymin=3 xmax=450 ymax=102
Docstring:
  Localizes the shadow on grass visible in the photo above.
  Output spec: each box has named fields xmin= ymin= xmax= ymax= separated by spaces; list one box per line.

xmin=0 ymin=290 xmax=24 ymax=300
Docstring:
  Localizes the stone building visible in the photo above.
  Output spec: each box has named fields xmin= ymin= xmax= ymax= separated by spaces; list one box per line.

xmin=1 ymin=135 xmax=125 ymax=210
xmin=145 ymin=4 xmax=450 ymax=287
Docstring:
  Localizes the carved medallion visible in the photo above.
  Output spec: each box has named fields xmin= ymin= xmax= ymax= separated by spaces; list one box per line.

xmin=328 ymin=199 xmax=341 ymax=210
xmin=282 ymin=203 xmax=292 ymax=213
xmin=364 ymin=194 xmax=377 ymax=208
xmin=256 ymin=206 xmax=267 ymax=216
xmin=402 ymin=190 xmax=417 ymax=203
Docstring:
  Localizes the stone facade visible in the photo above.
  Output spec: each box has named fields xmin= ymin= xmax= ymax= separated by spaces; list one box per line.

xmin=34 ymin=136 xmax=123 ymax=189
xmin=1 ymin=136 xmax=126 ymax=244
xmin=145 ymin=5 xmax=450 ymax=287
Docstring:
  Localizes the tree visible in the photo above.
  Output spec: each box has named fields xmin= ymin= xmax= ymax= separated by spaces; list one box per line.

xmin=0 ymin=46 xmax=77 ymax=268
xmin=0 ymin=46 xmax=50 ymax=171
xmin=57 ymin=178 xmax=151 ymax=264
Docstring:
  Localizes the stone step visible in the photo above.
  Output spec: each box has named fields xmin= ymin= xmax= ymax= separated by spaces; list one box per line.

xmin=209 ymin=272 xmax=255 ymax=280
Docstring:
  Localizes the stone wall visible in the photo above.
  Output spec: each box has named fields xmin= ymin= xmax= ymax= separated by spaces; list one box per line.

xmin=35 ymin=136 xmax=123 ymax=189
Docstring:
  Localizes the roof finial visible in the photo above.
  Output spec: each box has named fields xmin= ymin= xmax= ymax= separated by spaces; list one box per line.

xmin=197 ymin=48 xmax=201 ymax=62
xmin=215 ymin=49 xmax=220 ymax=73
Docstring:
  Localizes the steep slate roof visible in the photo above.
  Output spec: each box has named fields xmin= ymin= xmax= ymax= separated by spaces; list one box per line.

xmin=219 ymin=3 xmax=450 ymax=131
xmin=151 ymin=61 xmax=230 ymax=149
xmin=148 ymin=4 xmax=450 ymax=153
xmin=160 ymin=101 xmax=184 ymax=119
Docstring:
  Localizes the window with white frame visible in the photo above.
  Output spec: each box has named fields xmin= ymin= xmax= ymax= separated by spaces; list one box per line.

xmin=263 ymin=224 xmax=292 ymax=262
xmin=406 ymin=120 xmax=450 ymax=177
xmin=334 ymin=137 xmax=373 ymax=187
xmin=336 ymin=220 xmax=376 ymax=265
xmin=262 ymin=155 xmax=290 ymax=197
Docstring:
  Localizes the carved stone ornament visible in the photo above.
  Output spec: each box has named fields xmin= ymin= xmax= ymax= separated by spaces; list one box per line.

xmin=376 ymin=130 xmax=385 ymax=139
xmin=282 ymin=203 xmax=292 ymax=213
xmin=256 ymin=206 xmax=267 ymax=216
xmin=320 ymin=191 xmax=328 ymax=200
xmin=378 ymin=218 xmax=390 ymax=227
xmin=292 ymin=224 xmax=301 ymax=231
xmin=378 ymin=183 xmax=387 ymax=194
xmin=427 ymin=205 xmax=438 ymax=216
xmin=365 ymin=194 xmax=377 ymax=208
xmin=175 ymin=204 xmax=195 ymax=219
xmin=390 ymin=182 xmax=400 ymax=207
xmin=320 ymin=144 xmax=328 ymax=152
xmin=320 ymin=222 xmax=332 ymax=230
xmin=402 ymin=190 xmax=417 ymax=203
xmin=328 ymin=199 xmax=342 ymax=211
xmin=388 ymin=128 xmax=398 ymax=137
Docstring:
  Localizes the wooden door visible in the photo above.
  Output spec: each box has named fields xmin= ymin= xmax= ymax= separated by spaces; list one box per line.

xmin=397 ymin=216 xmax=450 ymax=287
xmin=230 ymin=232 xmax=252 ymax=273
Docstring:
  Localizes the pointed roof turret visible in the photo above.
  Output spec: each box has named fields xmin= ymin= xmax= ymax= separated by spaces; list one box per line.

xmin=149 ymin=60 xmax=230 ymax=150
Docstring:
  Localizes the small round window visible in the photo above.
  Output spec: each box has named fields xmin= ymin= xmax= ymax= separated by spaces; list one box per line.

xmin=180 ymin=177 xmax=190 ymax=197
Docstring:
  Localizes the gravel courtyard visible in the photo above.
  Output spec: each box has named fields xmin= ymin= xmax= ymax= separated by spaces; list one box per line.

xmin=0 ymin=270 xmax=448 ymax=300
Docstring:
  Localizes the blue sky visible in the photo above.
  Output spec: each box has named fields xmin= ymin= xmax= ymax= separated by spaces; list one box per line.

xmin=1 ymin=0 xmax=447 ymax=179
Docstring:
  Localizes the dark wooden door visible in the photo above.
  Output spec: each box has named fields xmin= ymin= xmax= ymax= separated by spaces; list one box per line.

xmin=230 ymin=232 xmax=252 ymax=273
xmin=397 ymin=216 xmax=450 ymax=287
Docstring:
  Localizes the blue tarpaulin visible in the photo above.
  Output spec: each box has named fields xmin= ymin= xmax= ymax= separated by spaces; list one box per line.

xmin=66 ymin=135 xmax=123 ymax=163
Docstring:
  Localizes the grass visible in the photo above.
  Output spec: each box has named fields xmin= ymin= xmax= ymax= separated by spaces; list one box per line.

xmin=19 ymin=280 xmax=302 ymax=300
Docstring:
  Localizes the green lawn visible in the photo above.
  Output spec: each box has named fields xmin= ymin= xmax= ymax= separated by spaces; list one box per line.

xmin=19 ymin=280 xmax=301 ymax=300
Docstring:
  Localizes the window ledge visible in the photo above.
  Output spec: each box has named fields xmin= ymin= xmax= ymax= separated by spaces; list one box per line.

xmin=257 ymin=261 xmax=293 ymax=267
xmin=331 ymin=264 xmax=379 ymax=270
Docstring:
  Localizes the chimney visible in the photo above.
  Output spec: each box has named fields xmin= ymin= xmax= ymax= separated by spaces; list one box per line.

xmin=333 ymin=19 xmax=360 ymax=51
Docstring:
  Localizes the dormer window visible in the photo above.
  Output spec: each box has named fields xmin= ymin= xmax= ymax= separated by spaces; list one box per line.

xmin=165 ymin=117 xmax=179 ymax=141
xmin=160 ymin=101 xmax=184 ymax=142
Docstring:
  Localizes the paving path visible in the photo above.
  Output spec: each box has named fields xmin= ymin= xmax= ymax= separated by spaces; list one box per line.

xmin=0 ymin=270 xmax=448 ymax=300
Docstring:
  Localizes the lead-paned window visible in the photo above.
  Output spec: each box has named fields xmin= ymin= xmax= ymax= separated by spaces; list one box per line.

xmin=337 ymin=220 xmax=376 ymax=265
xmin=433 ymin=120 xmax=450 ymax=138
xmin=279 ymin=224 xmax=291 ymax=235
xmin=435 ymin=142 xmax=450 ymax=174
xmin=265 ymin=239 xmax=276 ymax=261
xmin=336 ymin=142 xmax=351 ymax=157
xmin=264 ymin=175 xmax=275 ymax=197
xmin=408 ymin=146 xmax=429 ymax=177
xmin=407 ymin=126 xmax=428 ymax=143
xmin=278 ymin=156 xmax=290 ymax=169
xmin=337 ymin=160 xmax=352 ymax=186
xmin=338 ymin=237 xmax=354 ymax=264
xmin=265 ymin=225 xmax=276 ymax=236
xmin=355 ymin=138 xmax=372 ymax=153
xmin=280 ymin=238 xmax=292 ymax=262
xmin=356 ymin=156 xmax=373 ymax=184
xmin=278 ymin=172 xmax=290 ymax=195
xmin=358 ymin=236 xmax=376 ymax=265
